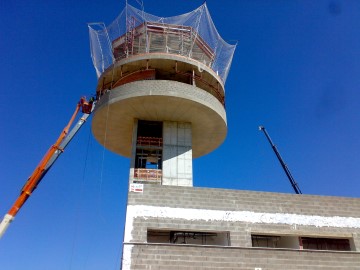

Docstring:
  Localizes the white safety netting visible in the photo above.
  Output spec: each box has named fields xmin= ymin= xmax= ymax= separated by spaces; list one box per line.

xmin=88 ymin=3 xmax=236 ymax=83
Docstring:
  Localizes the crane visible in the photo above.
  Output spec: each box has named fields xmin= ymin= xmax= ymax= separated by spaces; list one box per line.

xmin=259 ymin=126 xmax=302 ymax=194
xmin=0 ymin=97 xmax=95 ymax=238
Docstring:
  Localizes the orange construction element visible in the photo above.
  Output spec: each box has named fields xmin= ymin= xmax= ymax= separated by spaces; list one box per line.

xmin=7 ymin=97 xmax=88 ymax=218
xmin=134 ymin=168 xmax=162 ymax=182
xmin=136 ymin=136 xmax=163 ymax=147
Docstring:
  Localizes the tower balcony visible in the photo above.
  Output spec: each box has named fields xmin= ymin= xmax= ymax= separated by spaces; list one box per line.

xmin=95 ymin=21 xmax=226 ymax=107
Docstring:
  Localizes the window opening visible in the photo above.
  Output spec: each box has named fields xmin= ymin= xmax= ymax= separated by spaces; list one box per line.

xmin=252 ymin=234 xmax=353 ymax=251
xmin=134 ymin=120 xmax=163 ymax=183
xmin=135 ymin=149 xmax=162 ymax=170
xmin=147 ymin=229 xmax=230 ymax=246
xmin=137 ymin=120 xmax=162 ymax=138
xmin=252 ymin=235 xmax=280 ymax=248
xmin=301 ymin=237 xmax=351 ymax=251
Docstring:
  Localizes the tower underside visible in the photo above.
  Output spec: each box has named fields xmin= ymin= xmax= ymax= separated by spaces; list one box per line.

xmin=92 ymin=79 xmax=226 ymax=158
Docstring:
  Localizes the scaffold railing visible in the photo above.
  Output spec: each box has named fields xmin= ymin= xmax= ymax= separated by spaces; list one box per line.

xmin=134 ymin=168 xmax=162 ymax=183
xmin=137 ymin=136 xmax=163 ymax=147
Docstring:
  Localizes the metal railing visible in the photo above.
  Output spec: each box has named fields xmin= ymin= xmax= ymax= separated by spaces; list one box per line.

xmin=134 ymin=168 xmax=162 ymax=183
xmin=137 ymin=136 xmax=163 ymax=147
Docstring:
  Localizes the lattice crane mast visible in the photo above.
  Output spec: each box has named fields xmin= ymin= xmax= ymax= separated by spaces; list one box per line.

xmin=259 ymin=126 xmax=302 ymax=194
xmin=0 ymin=97 xmax=95 ymax=238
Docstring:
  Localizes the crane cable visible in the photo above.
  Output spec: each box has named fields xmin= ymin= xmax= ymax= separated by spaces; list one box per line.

xmin=98 ymin=91 xmax=112 ymax=223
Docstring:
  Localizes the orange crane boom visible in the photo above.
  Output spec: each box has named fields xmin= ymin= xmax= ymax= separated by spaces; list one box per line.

xmin=0 ymin=97 xmax=95 ymax=238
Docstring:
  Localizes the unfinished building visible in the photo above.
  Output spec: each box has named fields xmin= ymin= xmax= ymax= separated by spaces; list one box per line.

xmin=88 ymin=3 xmax=360 ymax=269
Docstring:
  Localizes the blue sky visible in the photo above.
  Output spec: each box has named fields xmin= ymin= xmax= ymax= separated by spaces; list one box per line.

xmin=1 ymin=0 xmax=359 ymax=269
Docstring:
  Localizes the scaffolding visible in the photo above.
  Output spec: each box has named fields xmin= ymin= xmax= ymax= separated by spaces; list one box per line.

xmin=132 ymin=121 xmax=163 ymax=184
xmin=88 ymin=3 xmax=236 ymax=83
xmin=133 ymin=168 xmax=162 ymax=183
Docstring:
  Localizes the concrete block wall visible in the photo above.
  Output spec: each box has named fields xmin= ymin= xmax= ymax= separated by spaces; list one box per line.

xmin=162 ymin=121 xmax=192 ymax=186
xmin=125 ymin=244 xmax=360 ymax=270
xmin=122 ymin=185 xmax=360 ymax=269
xmin=127 ymin=185 xmax=360 ymax=217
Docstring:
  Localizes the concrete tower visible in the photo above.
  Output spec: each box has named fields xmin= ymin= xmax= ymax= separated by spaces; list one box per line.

xmin=88 ymin=3 xmax=235 ymax=269
xmin=88 ymin=4 xmax=360 ymax=270
xmin=89 ymin=4 xmax=235 ymax=189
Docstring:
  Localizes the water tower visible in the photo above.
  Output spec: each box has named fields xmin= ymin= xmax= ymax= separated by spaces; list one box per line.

xmin=89 ymin=3 xmax=235 ymax=188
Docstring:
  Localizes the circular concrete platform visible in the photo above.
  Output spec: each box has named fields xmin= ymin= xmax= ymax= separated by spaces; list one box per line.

xmin=92 ymin=80 xmax=227 ymax=158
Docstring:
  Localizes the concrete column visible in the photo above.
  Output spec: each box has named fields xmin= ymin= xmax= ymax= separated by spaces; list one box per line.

xmin=352 ymin=233 xmax=360 ymax=251
xmin=162 ymin=121 xmax=192 ymax=186
xmin=129 ymin=120 xmax=138 ymax=184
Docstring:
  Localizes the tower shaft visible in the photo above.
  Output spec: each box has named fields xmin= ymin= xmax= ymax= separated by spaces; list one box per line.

xmin=130 ymin=120 xmax=193 ymax=186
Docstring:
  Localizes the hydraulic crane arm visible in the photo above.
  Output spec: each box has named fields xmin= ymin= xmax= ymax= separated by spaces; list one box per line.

xmin=259 ymin=126 xmax=302 ymax=194
xmin=0 ymin=97 xmax=95 ymax=238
